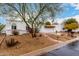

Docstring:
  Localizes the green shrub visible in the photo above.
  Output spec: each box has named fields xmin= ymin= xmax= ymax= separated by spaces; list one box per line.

xmin=45 ymin=21 xmax=51 ymax=25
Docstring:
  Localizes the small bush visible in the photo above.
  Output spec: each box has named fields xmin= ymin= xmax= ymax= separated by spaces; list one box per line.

xmin=12 ymin=30 xmax=19 ymax=35
xmin=5 ymin=38 xmax=19 ymax=47
xmin=39 ymin=34 xmax=42 ymax=37
xmin=78 ymin=31 xmax=79 ymax=33
xmin=45 ymin=21 xmax=51 ymax=25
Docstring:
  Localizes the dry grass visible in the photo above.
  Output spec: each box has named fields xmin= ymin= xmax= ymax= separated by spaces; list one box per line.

xmin=0 ymin=33 xmax=58 ymax=56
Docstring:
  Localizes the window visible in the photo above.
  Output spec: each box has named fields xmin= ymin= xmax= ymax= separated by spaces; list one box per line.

xmin=12 ymin=23 xmax=17 ymax=30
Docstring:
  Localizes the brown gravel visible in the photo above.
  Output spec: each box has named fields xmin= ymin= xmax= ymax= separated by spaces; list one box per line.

xmin=0 ymin=34 xmax=58 ymax=56
xmin=46 ymin=33 xmax=74 ymax=42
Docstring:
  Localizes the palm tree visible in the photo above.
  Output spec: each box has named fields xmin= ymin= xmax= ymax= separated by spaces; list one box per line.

xmin=0 ymin=23 xmax=5 ymax=46
xmin=0 ymin=23 xmax=5 ymax=34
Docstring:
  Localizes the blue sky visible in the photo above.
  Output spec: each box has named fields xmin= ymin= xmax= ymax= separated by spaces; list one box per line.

xmin=56 ymin=3 xmax=79 ymax=23
xmin=0 ymin=17 xmax=6 ymax=24
xmin=0 ymin=3 xmax=79 ymax=24
xmin=58 ymin=3 xmax=79 ymax=18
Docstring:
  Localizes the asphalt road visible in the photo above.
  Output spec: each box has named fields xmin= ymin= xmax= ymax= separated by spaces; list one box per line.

xmin=41 ymin=41 xmax=79 ymax=56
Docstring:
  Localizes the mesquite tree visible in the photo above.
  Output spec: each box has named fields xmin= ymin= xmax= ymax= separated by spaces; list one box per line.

xmin=0 ymin=3 xmax=64 ymax=37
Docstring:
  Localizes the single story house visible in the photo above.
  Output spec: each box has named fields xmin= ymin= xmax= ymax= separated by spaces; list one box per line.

xmin=2 ymin=18 xmax=64 ymax=35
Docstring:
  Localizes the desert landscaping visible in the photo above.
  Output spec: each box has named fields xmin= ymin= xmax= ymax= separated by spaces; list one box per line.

xmin=0 ymin=33 xmax=59 ymax=56
xmin=0 ymin=3 xmax=79 ymax=56
xmin=0 ymin=32 xmax=77 ymax=56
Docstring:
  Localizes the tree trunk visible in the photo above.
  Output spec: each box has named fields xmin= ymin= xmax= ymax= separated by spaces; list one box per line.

xmin=32 ymin=28 xmax=37 ymax=38
xmin=68 ymin=29 xmax=72 ymax=37
xmin=26 ymin=26 xmax=36 ymax=38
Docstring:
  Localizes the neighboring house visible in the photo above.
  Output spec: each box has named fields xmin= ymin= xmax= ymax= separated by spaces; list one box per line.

xmin=40 ymin=22 xmax=64 ymax=33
